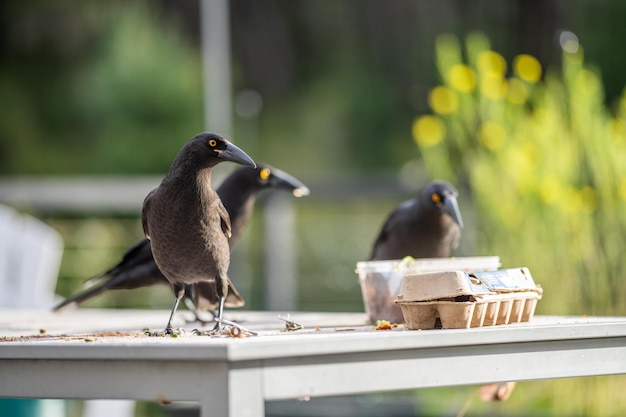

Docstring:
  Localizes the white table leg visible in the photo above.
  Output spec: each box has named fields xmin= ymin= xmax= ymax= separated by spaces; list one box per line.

xmin=201 ymin=364 xmax=264 ymax=417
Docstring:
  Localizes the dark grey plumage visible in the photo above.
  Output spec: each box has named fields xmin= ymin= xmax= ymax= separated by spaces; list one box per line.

xmin=142 ymin=132 xmax=255 ymax=333
xmin=52 ymin=239 xmax=164 ymax=309
xmin=369 ymin=181 xmax=463 ymax=260
xmin=188 ymin=165 xmax=309 ymax=312
xmin=216 ymin=165 xmax=309 ymax=245
xmin=53 ymin=164 xmax=309 ymax=315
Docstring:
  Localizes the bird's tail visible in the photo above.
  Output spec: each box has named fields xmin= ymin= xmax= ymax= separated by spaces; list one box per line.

xmin=52 ymin=280 xmax=112 ymax=312
xmin=191 ymin=279 xmax=245 ymax=311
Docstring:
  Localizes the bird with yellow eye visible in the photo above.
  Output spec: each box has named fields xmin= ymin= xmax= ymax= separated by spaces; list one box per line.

xmin=260 ymin=167 xmax=271 ymax=180
xmin=54 ymin=163 xmax=310 ymax=320
xmin=369 ymin=181 xmax=463 ymax=260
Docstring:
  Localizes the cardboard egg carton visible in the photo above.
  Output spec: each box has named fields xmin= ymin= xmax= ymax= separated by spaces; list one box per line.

xmin=394 ymin=267 xmax=543 ymax=329
xmin=355 ymin=256 xmax=501 ymax=323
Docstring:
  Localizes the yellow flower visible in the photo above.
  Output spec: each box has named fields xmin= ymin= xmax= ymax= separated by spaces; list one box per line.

xmin=480 ymin=74 xmax=507 ymax=100
xmin=514 ymin=54 xmax=542 ymax=83
xmin=564 ymin=186 xmax=585 ymax=214
xmin=506 ymin=78 xmax=528 ymax=104
xmin=478 ymin=121 xmax=506 ymax=150
xmin=540 ymin=176 xmax=562 ymax=205
xmin=477 ymin=51 xmax=507 ymax=77
xmin=499 ymin=141 xmax=536 ymax=195
xmin=428 ymin=86 xmax=458 ymax=115
xmin=448 ymin=64 xmax=476 ymax=92
xmin=412 ymin=115 xmax=445 ymax=147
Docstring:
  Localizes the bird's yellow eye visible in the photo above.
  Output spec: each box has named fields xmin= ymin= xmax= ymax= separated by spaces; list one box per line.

xmin=260 ymin=168 xmax=271 ymax=180
xmin=431 ymin=193 xmax=441 ymax=204
xmin=209 ymin=139 xmax=217 ymax=147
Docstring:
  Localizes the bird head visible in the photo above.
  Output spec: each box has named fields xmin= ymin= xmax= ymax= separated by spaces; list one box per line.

xmin=185 ymin=132 xmax=256 ymax=169
xmin=207 ymin=133 xmax=256 ymax=168
xmin=254 ymin=165 xmax=310 ymax=197
xmin=422 ymin=181 xmax=464 ymax=228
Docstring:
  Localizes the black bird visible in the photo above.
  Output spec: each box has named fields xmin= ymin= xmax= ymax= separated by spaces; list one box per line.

xmin=369 ymin=181 xmax=513 ymax=402
xmin=53 ymin=164 xmax=309 ymax=316
xmin=185 ymin=165 xmax=309 ymax=313
xmin=369 ymin=180 xmax=463 ymax=260
xmin=216 ymin=165 xmax=310 ymax=246
xmin=53 ymin=239 xmax=246 ymax=313
xmin=142 ymin=132 xmax=255 ymax=334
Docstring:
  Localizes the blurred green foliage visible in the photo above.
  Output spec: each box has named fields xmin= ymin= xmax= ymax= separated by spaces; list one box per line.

xmin=414 ymin=32 xmax=626 ymax=316
xmin=0 ymin=1 xmax=203 ymax=174
xmin=412 ymin=32 xmax=626 ymax=416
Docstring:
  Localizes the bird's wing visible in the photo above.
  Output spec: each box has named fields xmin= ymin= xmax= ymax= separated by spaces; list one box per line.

xmin=141 ymin=189 xmax=156 ymax=239
xmin=217 ymin=198 xmax=232 ymax=238
xmin=118 ymin=239 xmax=152 ymax=266
xmin=83 ymin=239 xmax=152 ymax=285
xmin=54 ymin=259 xmax=167 ymax=312
xmin=369 ymin=200 xmax=413 ymax=259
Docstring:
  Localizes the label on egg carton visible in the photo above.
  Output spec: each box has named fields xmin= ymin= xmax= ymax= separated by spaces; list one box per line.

xmin=396 ymin=267 xmax=541 ymax=303
xmin=469 ymin=267 xmax=541 ymax=293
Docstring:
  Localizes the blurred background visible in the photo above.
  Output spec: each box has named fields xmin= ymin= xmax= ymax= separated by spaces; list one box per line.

xmin=1 ymin=0 xmax=626 ymax=416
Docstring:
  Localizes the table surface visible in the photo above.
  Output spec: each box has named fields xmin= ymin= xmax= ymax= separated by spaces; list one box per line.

xmin=1 ymin=309 xmax=626 ymax=417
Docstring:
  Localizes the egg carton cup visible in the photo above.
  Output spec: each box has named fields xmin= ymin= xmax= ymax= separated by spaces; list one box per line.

xmin=356 ymin=256 xmax=501 ymax=323
xmin=394 ymin=268 xmax=543 ymax=329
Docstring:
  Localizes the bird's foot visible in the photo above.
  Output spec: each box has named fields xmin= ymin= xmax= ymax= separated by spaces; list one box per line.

xmin=144 ymin=327 xmax=185 ymax=337
xmin=192 ymin=317 xmax=257 ymax=338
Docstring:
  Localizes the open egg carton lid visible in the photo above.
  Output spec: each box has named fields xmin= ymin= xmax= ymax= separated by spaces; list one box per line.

xmin=355 ymin=256 xmax=501 ymax=276
xmin=396 ymin=267 xmax=542 ymax=302
xmin=394 ymin=267 xmax=543 ymax=329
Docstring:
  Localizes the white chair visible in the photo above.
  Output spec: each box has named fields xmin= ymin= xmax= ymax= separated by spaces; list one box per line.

xmin=0 ymin=204 xmax=65 ymax=416
xmin=0 ymin=204 xmax=134 ymax=417
xmin=0 ymin=204 xmax=64 ymax=309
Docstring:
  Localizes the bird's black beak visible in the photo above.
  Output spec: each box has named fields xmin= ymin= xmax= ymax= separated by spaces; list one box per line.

xmin=442 ymin=195 xmax=464 ymax=228
xmin=217 ymin=141 xmax=256 ymax=168
xmin=269 ymin=168 xmax=310 ymax=197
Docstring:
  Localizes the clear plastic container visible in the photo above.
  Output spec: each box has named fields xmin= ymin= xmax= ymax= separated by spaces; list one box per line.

xmin=355 ymin=256 xmax=501 ymax=323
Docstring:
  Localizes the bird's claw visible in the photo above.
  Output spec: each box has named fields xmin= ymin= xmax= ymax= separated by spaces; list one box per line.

xmin=278 ymin=314 xmax=303 ymax=332
xmin=192 ymin=318 xmax=257 ymax=338
xmin=144 ymin=327 xmax=185 ymax=337
xmin=192 ymin=327 xmax=224 ymax=337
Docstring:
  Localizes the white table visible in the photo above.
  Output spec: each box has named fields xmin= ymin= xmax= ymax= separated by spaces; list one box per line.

xmin=1 ymin=309 xmax=625 ymax=417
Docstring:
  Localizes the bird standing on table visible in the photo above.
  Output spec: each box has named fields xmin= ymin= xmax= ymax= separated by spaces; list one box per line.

xmin=369 ymin=180 xmax=463 ymax=260
xmin=368 ymin=180 xmax=515 ymax=403
xmin=52 ymin=164 xmax=309 ymax=316
xmin=187 ymin=164 xmax=310 ymax=313
xmin=142 ymin=132 xmax=255 ymax=334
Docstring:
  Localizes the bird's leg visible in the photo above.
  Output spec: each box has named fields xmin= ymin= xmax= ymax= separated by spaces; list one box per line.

xmin=211 ymin=296 xmax=226 ymax=332
xmin=146 ymin=284 xmax=185 ymax=337
xmin=208 ymin=276 xmax=228 ymax=333
xmin=191 ymin=276 xmax=258 ymax=337
xmin=191 ymin=296 xmax=257 ymax=337
xmin=164 ymin=296 xmax=181 ymax=335
xmin=192 ymin=297 xmax=225 ymax=336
